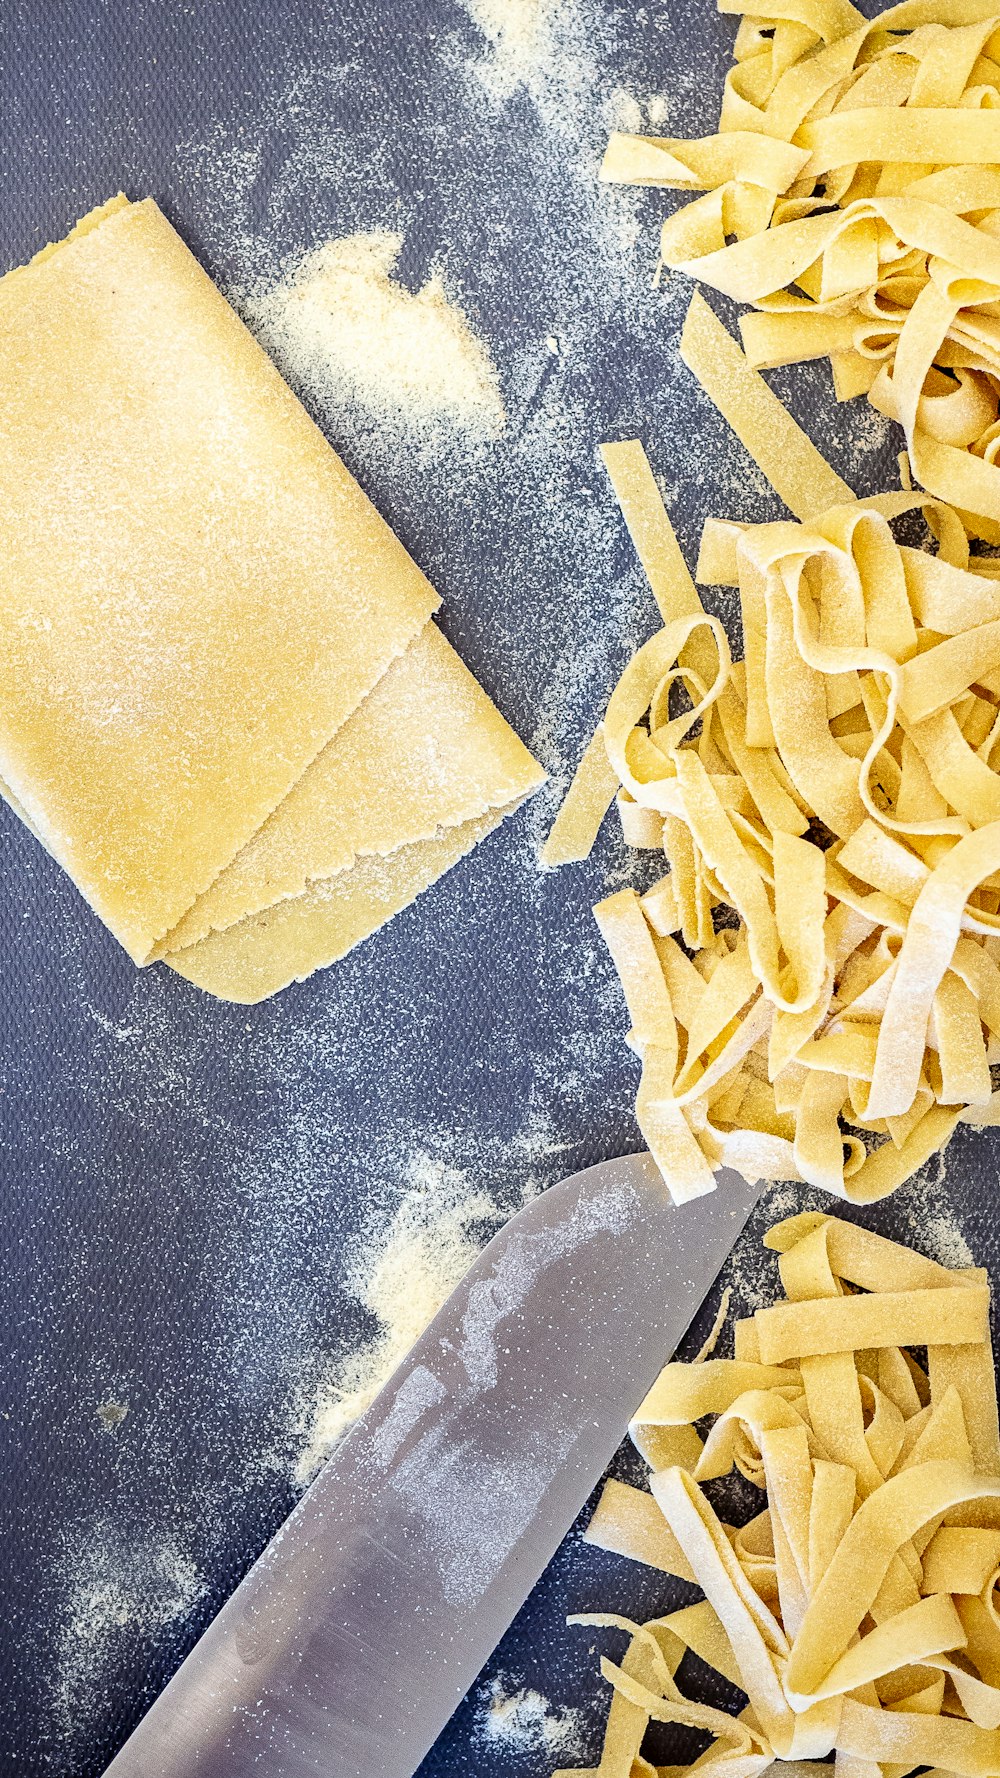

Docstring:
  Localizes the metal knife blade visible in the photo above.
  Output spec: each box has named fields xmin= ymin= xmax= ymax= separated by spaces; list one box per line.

xmin=104 ymin=1154 xmax=761 ymax=1778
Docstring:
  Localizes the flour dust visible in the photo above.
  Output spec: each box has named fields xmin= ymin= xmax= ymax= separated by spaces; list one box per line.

xmin=49 ymin=1522 xmax=206 ymax=1749
xmin=477 ymin=1675 xmax=587 ymax=1757
xmin=248 ymin=230 xmax=504 ymax=442
xmin=291 ymin=1153 xmax=498 ymax=1485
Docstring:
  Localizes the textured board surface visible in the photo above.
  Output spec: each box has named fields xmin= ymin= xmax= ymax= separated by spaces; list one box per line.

xmin=0 ymin=2 xmax=996 ymax=1774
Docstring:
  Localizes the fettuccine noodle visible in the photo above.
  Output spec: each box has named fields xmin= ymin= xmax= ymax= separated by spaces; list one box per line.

xmin=601 ymin=0 xmax=1000 ymax=534
xmin=556 ymin=1209 xmax=1000 ymax=1778
xmin=544 ymin=303 xmax=1000 ymax=1205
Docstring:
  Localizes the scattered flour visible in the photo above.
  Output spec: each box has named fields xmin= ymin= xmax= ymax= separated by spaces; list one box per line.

xmin=465 ymin=0 xmax=549 ymax=57
xmin=95 ymin=1399 xmax=129 ymax=1434
xmin=50 ymin=1525 xmax=206 ymax=1743
xmin=891 ymin=1146 xmax=975 ymax=1269
xmin=249 ymin=231 xmax=504 ymax=437
xmin=604 ymin=86 xmax=644 ymax=132
xmin=478 ymin=1677 xmax=587 ymax=1756
xmin=457 ymin=0 xmax=611 ymax=135
xmin=292 ymin=1153 xmax=499 ymax=1485
xmin=461 ymin=0 xmax=557 ymax=98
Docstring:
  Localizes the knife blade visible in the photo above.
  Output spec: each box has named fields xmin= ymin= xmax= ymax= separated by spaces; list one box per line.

xmin=104 ymin=1153 xmax=761 ymax=1778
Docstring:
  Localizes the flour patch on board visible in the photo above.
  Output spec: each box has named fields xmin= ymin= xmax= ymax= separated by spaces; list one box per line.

xmin=457 ymin=0 xmax=598 ymax=128
xmin=603 ymin=86 xmax=644 ymax=133
xmin=249 ymin=231 xmax=504 ymax=439
xmin=477 ymin=1675 xmax=587 ymax=1755
xmin=95 ymin=1399 xmax=129 ymax=1434
xmin=891 ymin=1144 xmax=975 ymax=1270
xmin=290 ymin=1152 xmax=496 ymax=1486
xmin=461 ymin=0 xmax=554 ymax=92
xmin=282 ymin=1094 xmax=583 ymax=1490
xmin=48 ymin=1520 xmax=206 ymax=1750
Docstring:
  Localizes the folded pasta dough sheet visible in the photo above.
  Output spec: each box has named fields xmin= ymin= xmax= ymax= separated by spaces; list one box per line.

xmin=168 ymin=810 xmax=508 ymax=1004
xmin=0 ymin=194 xmax=543 ymax=999
xmin=0 ymin=194 xmax=438 ymax=964
xmin=160 ymin=620 xmax=545 ymax=1001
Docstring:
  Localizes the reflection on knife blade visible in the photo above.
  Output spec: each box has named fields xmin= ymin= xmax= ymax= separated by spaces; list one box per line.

xmin=104 ymin=1154 xmax=759 ymax=1778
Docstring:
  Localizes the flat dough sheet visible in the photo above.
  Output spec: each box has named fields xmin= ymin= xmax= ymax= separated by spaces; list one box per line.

xmin=156 ymin=619 xmax=544 ymax=958
xmin=168 ymin=807 xmax=509 ymax=1004
xmin=0 ymin=195 xmax=438 ymax=962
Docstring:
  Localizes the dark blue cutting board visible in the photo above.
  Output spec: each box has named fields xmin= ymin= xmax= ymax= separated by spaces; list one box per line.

xmin=0 ymin=2 xmax=993 ymax=1773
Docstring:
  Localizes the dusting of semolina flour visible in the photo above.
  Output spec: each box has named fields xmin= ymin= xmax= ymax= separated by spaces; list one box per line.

xmin=291 ymin=1155 xmax=501 ymax=1485
xmin=248 ymin=231 xmax=504 ymax=438
xmin=50 ymin=1526 xmax=207 ymax=1745
xmin=477 ymin=1676 xmax=587 ymax=1756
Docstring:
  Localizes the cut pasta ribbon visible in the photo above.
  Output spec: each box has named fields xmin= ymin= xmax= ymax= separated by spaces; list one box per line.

xmin=556 ymin=1209 xmax=1000 ymax=1778
xmin=545 ymin=306 xmax=1000 ymax=1203
xmin=601 ymin=1 xmax=1000 ymax=535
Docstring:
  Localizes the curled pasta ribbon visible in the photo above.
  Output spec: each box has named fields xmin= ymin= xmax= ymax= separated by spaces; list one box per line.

xmin=560 ymin=1210 xmax=1000 ymax=1778
xmin=601 ymin=2 xmax=1000 ymax=532
xmin=545 ymin=323 xmax=1000 ymax=1204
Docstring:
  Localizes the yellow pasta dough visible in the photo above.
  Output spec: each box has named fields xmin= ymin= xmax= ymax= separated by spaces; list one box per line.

xmin=167 ymin=807 xmax=507 ymax=1004
xmin=601 ymin=1 xmax=1000 ymax=535
xmin=544 ymin=299 xmax=1000 ymax=1203
xmin=0 ymin=196 xmax=542 ymax=998
xmin=558 ymin=1210 xmax=1000 ymax=1778
xmin=155 ymin=622 xmax=543 ymax=957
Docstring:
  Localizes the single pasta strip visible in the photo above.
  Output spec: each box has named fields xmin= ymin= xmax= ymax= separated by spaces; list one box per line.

xmin=799 ymin=108 xmax=1000 ymax=176
xmin=594 ymin=888 xmax=678 ymax=1054
xmin=869 ymin=822 xmax=1000 ymax=1118
xmin=922 ymin=1526 xmax=1000 ymax=1594
xmin=680 ymin=294 xmax=855 ymax=521
xmin=584 ymin=1478 xmax=698 ymax=1580
xmin=599 ymin=442 xmax=704 ymax=626
xmin=797 ymin=1590 xmax=967 ymax=1701
xmin=754 ymin=1284 xmax=990 ymax=1363
xmin=540 ymin=727 xmax=619 ymax=866
xmin=600 ymin=130 xmax=810 ymax=193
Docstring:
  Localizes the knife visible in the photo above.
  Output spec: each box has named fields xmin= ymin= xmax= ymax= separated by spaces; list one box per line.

xmin=104 ymin=1153 xmax=761 ymax=1778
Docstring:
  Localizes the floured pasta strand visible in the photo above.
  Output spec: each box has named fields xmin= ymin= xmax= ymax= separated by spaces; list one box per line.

xmin=544 ymin=318 xmax=1000 ymax=1203
xmin=601 ymin=1 xmax=1000 ymax=535
xmin=555 ymin=1209 xmax=1000 ymax=1778
xmin=541 ymin=726 xmax=620 ymax=867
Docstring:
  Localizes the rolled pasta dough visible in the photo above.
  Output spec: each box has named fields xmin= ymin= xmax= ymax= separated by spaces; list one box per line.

xmin=0 ymin=196 xmax=542 ymax=998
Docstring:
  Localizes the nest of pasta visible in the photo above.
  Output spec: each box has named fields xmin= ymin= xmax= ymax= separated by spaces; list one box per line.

xmin=602 ymin=0 xmax=1000 ymax=538
xmin=558 ymin=1210 xmax=1000 ymax=1778
xmin=544 ymin=297 xmax=1000 ymax=1205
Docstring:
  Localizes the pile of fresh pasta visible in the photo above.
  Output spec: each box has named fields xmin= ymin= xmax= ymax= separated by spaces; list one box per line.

xmin=545 ymin=289 xmax=1000 ymax=1205
xmin=602 ymin=0 xmax=1000 ymax=535
xmin=557 ymin=1209 xmax=1000 ymax=1778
